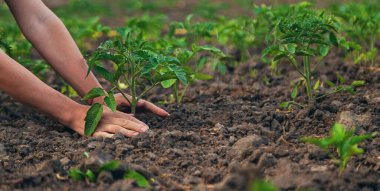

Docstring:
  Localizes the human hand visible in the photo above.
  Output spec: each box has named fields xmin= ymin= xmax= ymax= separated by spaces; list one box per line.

xmin=92 ymin=93 xmax=170 ymax=117
xmin=69 ymin=105 xmax=149 ymax=138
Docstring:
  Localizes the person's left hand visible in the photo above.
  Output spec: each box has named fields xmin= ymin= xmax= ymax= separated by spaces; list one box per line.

xmin=92 ymin=93 xmax=169 ymax=117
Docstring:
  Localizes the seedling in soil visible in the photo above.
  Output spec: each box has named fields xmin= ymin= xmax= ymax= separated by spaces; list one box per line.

xmin=263 ymin=11 xmax=364 ymax=106
xmin=124 ymin=169 xmax=151 ymax=188
xmin=83 ymin=33 xmax=188 ymax=136
xmin=68 ymin=160 xmax=120 ymax=182
xmin=332 ymin=3 xmax=380 ymax=66
xmin=68 ymin=160 xmax=151 ymax=188
xmin=302 ymin=123 xmax=376 ymax=174
xmin=163 ymin=44 xmax=225 ymax=104
xmin=263 ymin=11 xmax=341 ymax=102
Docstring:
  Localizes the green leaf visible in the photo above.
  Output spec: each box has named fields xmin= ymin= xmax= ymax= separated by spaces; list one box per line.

xmin=325 ymin=80 xmax=335 ymax=88
xmin=250 ymin=180 xmax=279 ymax=191
xmin=94 ymin=65 xmax=114 ymax=82
xmin=98 ymin=160 xmax=120 ymax=173
xmin=68 ymin=169 xmax=86 ymax=181
xmin=279 ymin=101 xmax=290 ymax=109
xmin=192 ymin=73 xmax=213 ymax=80
xmin=313 ymin=80 xmax=320 ymax=90
xmin=124 ymin=170 xmax=150 ymax=188
xmin=287 ymin=44 xmax=297 ymax=54
xmin=169 ymin=64 xmax=188 ymax=85
xmin=329 ymin=32 xmax=339 ymax=46
xmin=291 ymin=86 xmax=298 ymax=100
xmin=104 ymin=92 xmax=117 ymax=112
xmin=273 ymin=53 xmax=288 ymax=62
xmin=85 ymin=170 xmax=96 ymax=182
xmin=161 ymin=79 xmax=177 ymax=89
xmin=83 ymin=88 xmax=107 ymax=100
xmin=84 ymin=103 xmax=103 ymax=136
xmin=319 ymin=45 xmax=330 ymax=57
xmin=192 ymin=45 xmax=226 ymax=57
xmin=351 ymin=80 xmax=365 ymax=87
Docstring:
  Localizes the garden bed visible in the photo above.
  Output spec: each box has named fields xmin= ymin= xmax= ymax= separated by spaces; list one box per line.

xmin=0 ymin=58 xmax=379 ymax=190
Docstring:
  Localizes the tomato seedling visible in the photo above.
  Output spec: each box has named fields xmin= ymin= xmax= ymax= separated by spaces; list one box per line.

xmin=263 ymin=10 xmax=346 ymax=103
xmin=332 ymin=3 xmax=380 ymax=66
xmin=83 ymin=33 xmax=188 ymax=136
xmin=302 ymin=123 xmax=376 ymax=174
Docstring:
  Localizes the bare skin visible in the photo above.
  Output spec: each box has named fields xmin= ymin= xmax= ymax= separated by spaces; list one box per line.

xmin=0 ymin=0 xmax=169 ymax=137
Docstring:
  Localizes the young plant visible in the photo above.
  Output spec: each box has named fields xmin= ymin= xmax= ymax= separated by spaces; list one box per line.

xmin=217 ymin=17 xmax=257 ymax=61
xmin=68 ymin=160 xmax=150 ymax=188
xmin=263 ymin=11 xmax=341 ymax=102
xmin=83 ymin=34 xmax=187 ymax=136
xmin=162 ymin=44 xmax=225 ymax=104
xmin=302 ymin=123 xmax=376 ymax=174
xmin=331 ymin=3 xmax=380 ymax=66
xmin=68 ymin=160 xmax=120 ymax=182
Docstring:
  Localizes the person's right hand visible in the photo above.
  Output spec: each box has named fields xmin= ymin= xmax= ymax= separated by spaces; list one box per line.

xmin=68 ymin=105 xmax=149 ymax=138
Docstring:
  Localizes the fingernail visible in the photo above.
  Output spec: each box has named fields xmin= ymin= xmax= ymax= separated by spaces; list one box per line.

xmin=140 ymin=125 xmax=149 ymax=132
xmin=132 ymin=132 xmax=139 ymax=136
xmin=167 ymin=113 xmax=171 ymax=116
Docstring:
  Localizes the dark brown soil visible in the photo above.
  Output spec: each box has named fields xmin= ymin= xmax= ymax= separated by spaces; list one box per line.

xmin=0 ymin=54 xmax=379 ymax=191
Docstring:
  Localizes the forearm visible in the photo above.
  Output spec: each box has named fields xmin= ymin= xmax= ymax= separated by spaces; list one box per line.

xmin=5 ymin=0 xmax=101 ymax=98
xmin=0 ymin=51 xmax=82 ymax=126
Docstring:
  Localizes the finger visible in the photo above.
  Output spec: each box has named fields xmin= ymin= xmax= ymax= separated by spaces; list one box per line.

xmin=100 ymin=124 xmax=139 ymax=138
xmin=137 ymin=99 xmax=170 ymax=117
xmin=114 ymin=112 xmax=147 ymax=126
xmin=101 ymin=113 xmax=149 ymax=133
xmin=93 ymin=132 xmax=113 ymax=138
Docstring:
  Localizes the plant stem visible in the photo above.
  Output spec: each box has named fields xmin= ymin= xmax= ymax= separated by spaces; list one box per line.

xmin=303 ymin=56 xmax=313 ymax=101
xmin=173 ymin=81 xmax=180 ymax=104
xmin=178 ymin=84 xmax=189 ymax=104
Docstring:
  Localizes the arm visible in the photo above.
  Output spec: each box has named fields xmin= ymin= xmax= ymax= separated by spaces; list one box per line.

xmin=5 ymin=0 xmax=100 ymax=98
xmin=0 ymin=51 xmax=148 ymax=137
xmin=5 ymin=0 xmax=169 ymax=117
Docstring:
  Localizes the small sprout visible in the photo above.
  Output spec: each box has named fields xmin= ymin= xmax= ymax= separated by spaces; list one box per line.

xmin=68 ymin=160 xmax=121 ymax=183
xmin=250 ymin=180 xmax=279 ymax=191
xmin=68 ymin=169 xmax=86 ymax=181
xmin=124 ymin=169 xmax=151 ymax=188
xmin=302 ymin=123 xmax=376 ymax=174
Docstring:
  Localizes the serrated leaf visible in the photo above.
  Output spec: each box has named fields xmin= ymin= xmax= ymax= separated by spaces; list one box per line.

xmin=124 ymin=170 xmax=150 ymax=188
xmin=84 ymin=103 xmax=103 ymax=136
xmin=83 ymin=88 xmax=107 ymax=100
xmin=104 ymin=92 xmax=117 ymax=112
xmin=169 ymin=64 xmax=188 ymax=85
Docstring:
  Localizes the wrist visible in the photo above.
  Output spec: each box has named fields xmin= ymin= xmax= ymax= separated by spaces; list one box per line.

xmin=59 ymin=102 xmax=88 ymax=134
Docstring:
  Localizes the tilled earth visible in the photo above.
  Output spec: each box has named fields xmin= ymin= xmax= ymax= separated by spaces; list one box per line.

xmin=0 ymin=60 xmax=379 ymax=191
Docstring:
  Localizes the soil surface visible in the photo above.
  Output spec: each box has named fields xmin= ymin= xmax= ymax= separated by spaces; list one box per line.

xmin=0 ymin=53 xmax=379 ymax=191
